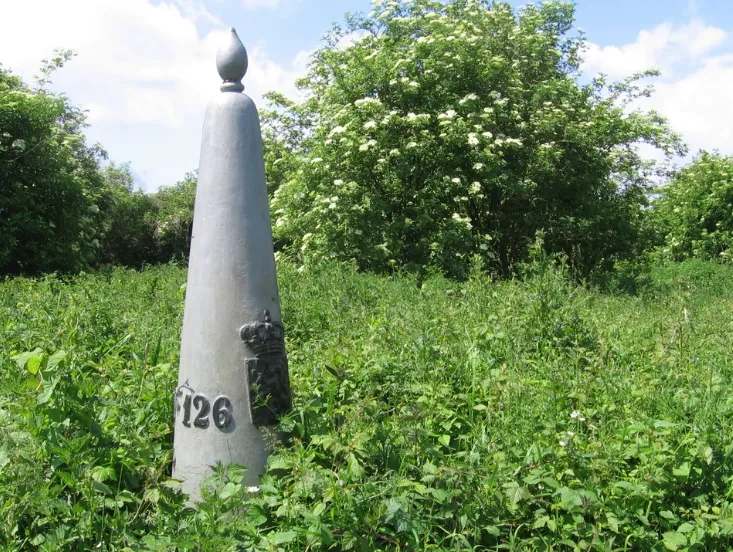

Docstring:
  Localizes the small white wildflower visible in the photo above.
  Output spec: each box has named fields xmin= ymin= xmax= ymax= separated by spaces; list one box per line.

xmin=451 ymin=177 xmax=461 ymax=184
xmin=469 ymin=181 xmax=481 ymax=194
xmin=459 ymin=93 xmax=479 ymax=104
xmin=359 ymin=143 xmax=369 ymax=151
xmin=467 ymin=133 xmax=479 ymax=146
xmin=330 ymin=126 xmax=347 ymax=135
xmin=559 ymin=440 xmax=567 ymax=447
xmin=567 ymin=431 xmax=575 ymax=437
xmin=363 ymin=121 xmax=377 ymax=130
xmin=334 ymin=179 xmax=344 ymax=186
xmin=473 ymin=162 xmax=485 ymax=170
xmin=406 ymin=141 xmax=418 ymax=148
xmin=482 ymin=131 xmax=493 ymax=138
xmin=389 ymin=148 xmax=400 ymax=156
xmin=246 ymin=486 xmax=261 ymax=493
xmin=310 ymin=158 xmax=323 ymax=164
xmin=570 ymin=410 xmax=581 ymax=419
xmin=325 ymin=139 xmax=333 ymax=145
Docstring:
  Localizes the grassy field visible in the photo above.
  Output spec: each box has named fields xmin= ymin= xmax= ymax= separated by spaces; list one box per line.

xmin=1 ymin=256 xmax=733 ymax=551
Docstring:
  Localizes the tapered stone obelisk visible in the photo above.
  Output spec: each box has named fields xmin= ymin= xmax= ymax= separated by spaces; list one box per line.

xmin=172 ymin=28 xmax=291 ymax=502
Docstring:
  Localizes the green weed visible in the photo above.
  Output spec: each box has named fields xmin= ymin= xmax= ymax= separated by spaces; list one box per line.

xmin=2 ymin=260 xmax=733 ymax=550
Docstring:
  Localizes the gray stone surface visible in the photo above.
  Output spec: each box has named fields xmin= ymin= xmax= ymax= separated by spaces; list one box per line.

xmin=172 ymin=28 xmax=287 ymax=502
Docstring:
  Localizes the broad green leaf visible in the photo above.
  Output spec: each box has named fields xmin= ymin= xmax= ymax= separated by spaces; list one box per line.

xmin=46 ymin=350 xmax=66 ymax=372
xmin=504 ymin=482 xmax=530 ymax=506
xmin=662 ymin=531 xmax=687 ymax=551
xmin=673 ymin=462 xmax=691 ymax=478
xmin=269 ymin=531 xmax=298 ymax=545
xmin=37 ymin=377 xmax=58 ymax=405
xmin=560 ymin=487 xmax=582 ymax=511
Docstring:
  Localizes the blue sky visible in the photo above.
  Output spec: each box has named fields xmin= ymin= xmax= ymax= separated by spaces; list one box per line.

xmin=2 ymin=0 xmax=733 ymax=191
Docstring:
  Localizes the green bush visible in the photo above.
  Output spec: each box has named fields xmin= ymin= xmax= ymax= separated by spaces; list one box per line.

xmin=0 ymin=54 xmax=106 ymax=275
xmin=653 ymin=151 xmax=733 ymax=263
xmin=96 ymin=163 xmax=158 ymax=268
xmin=268 ymin=0 xmax=683 ymax=279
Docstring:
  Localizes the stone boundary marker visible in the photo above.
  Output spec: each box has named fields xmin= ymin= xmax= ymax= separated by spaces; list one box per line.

xmin=172 ymin=28 xmax=291 ymax=502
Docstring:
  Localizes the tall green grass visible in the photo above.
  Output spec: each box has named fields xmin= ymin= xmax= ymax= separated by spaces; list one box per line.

xmin=1 ymin=257 xmax=733 ymax=550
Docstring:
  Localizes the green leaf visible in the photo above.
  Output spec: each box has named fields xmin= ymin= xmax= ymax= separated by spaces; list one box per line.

xmin=12 ymin=348 xmax=45 ymax=374
xmin=37 ymin=376 xmax=58 ymax=405
xmin=673 ymin=462 xmax=691 ymax=478
xmin=677 ymin=522 xmax=695 ymax=533
xmin=46 ymin=350 xmax=66 ymax=372
xmin=438 ymin=434 xmax=451 ymax=447
xmin=270 ymin=531 xmax=298 ymax=545
xmin=143 ymin=488 xmax=161 ymax=505
xmin=428 ymin=488 xmax=449 ymax=503
xmin=218 ymin=482 xmax=240 ymax=500
xmin=26 ymin=354 xmax=45 ymax=375
xmin=701 ymin=445 xmax=713 ymax=465
xmin=504 ymin=482 xmax=530 ymax=506
xmin=559 ymin=487 xmax=582 ymax=511
xmin=662 ymin=531 xmax=687 ymax=551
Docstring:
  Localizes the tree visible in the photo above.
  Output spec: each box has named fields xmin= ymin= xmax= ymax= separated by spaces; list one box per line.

xmin=95 ymin=162 xmax=158 ymax=268
xmin=150 ymin=171 xmax=197 ymax=263
xmin=653 ymin=151 xmax=733 ymax=263
xmin=0 ymin=52 xmax=106 ymax=275
xmin=267 ymin=0 xmax=684 ymax=278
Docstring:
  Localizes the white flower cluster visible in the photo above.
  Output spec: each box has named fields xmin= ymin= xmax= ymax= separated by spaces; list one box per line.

xmin=451 ymin=212 xmax=472 ymax=229
xmin=354 ymin=97 xmax=382 ymax=108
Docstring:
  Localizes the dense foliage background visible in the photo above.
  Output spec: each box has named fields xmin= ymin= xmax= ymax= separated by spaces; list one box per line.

xmin=3 ymin=0 xmax=726 ymax=280
xmin=3 ymin=0 xmax=733 ymax=550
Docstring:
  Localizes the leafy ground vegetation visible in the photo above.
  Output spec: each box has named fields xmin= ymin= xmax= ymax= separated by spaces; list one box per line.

xmin=2 ymin=254 xmax=733 ymax=551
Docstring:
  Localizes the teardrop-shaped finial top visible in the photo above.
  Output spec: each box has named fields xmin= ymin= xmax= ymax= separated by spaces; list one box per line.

xmin=216 ymin=27 xmax=248 ymax=92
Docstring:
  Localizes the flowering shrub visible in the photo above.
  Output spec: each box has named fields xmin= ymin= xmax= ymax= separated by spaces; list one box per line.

xmin=653 ymin=151 xmax=733 ymax=263
xmin=265 ymin=0 xmax=683 ymax=278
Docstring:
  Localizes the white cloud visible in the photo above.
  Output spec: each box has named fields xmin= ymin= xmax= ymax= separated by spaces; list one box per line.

xmin=0 ymin=0 xmax=310 ymax=191
xmin=242 ymin=0 xmax=283 ymax=9
xmin=583 ymin=19 xmax=733 ymax=161
xmin=583 ymin=20 xmax=726 ymax=79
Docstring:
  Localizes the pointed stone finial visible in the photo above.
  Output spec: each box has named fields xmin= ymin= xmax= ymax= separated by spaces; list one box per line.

xmin=216 ymin=27 xmax=248 ymax=92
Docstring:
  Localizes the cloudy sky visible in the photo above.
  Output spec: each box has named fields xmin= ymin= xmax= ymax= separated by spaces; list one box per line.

xmin=1 ymin=0 xmax=732 ymax=191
